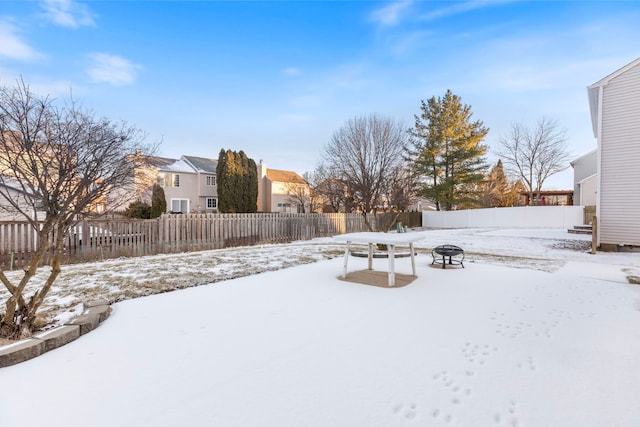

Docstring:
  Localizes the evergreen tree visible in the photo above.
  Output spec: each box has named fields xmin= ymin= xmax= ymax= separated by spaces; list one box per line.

xmin=217 ymin=149 xmax=233 ymax=213
xmin=217 ymin=148 xmax=258 ymax=213
xmin=481 ymin=159 xmax=509 ymax=207
xmin=125 ymin=201 xmax=151 ymax=219
xmin=150 ymin=183 xmax=167 ymax=218
xmin=238 ymin=151 xmax=250 ymax=212
xmin=409 ymin=90 xmax=489 ymax=211
xmin=246 ymin=157 xmax=258 ymax=212
xmin=505 ymin=179 xmax=526 ymax=207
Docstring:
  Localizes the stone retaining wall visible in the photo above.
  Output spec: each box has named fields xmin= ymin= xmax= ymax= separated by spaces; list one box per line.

xmin=0 ymin=299 xmax=111 ymax=368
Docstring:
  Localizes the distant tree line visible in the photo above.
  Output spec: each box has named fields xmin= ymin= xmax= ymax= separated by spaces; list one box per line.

xmin=123 ymin=95 xmax=568 ymax=220
xmin=310 ymin=90 xmax=569 ymax=213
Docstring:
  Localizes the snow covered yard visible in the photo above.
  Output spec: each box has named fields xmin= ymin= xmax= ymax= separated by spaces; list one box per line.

xmin=1 ymin=228 xmax=640 ymax=426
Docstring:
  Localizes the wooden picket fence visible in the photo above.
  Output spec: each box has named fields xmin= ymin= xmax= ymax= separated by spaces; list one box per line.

xmin=0 ymin=211 xmax=421 ymax=269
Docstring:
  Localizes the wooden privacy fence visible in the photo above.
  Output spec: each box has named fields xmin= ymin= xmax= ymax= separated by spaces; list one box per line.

xmin=0 ymin=211 xmax=422 ymax=269
xmin=583 ymin=206 xmax=596 ymax=225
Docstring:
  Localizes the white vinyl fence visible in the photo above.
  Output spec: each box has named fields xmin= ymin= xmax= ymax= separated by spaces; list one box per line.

xmin=422 ymin=206 xmax=584 ymax=229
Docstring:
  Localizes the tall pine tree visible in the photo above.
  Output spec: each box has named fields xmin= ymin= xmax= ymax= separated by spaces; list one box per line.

xmin=410 ymin=90 xmax=489 ymax=210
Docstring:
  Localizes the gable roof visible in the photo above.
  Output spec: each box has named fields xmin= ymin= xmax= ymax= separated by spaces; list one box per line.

xmin=158 ymin=158 xmax=196 ymax=173
xmin=266 ymin=169 xmax=306 ymax=184
xmin=587 ymin=57 xmax=640 ymax=137
xmin=182 ymin=156 xmax=218 ymax=174
xmin=570 ymin=149 xmax=597 ymax=167
xmin=0 ymin=174 xmax=36 ymax=197
xmin=588 ymin=57 xmax=640 ymax=89
xmin=143 ymin=156 xmax=178 ymax=168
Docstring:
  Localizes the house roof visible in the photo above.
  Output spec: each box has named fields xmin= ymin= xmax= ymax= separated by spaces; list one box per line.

xmin=0 ymin=174 xmax=34 ymax=196
xmin=137 ymin=155 xmax=178 ymax=169
xmin=587 ymin=57 xmax=640 ymax=137
xmin=570 ymin=149 xmax=597 ymax=167
xmin=588 ymin=57 xmax=640 ymax=89
xmin=519 ymin=190 xmax=574 ymax=196
xmin=182 ymin=156 xmax=218 ymax=174
xmin=159 ymin=159 xmax=196 ymax=173
xmin=266 ymin=169 xmax=306 ymax=184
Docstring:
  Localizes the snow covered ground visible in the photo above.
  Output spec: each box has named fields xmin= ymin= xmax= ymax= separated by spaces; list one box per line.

xmin=1 ymin=228 xmax=640 ymax=426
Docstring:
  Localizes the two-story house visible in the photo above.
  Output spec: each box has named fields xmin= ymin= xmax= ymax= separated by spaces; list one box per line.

xmin=127 ymin=155 xmax=218 ymax=214
xmin=130 ymin=155 xmax=312 ymax=214
xmin=154 ymin=156 xmax=218 ymax=214
xmin=182 ymin=156 xmax=218 ymax=213
xmin=587 ymin=56 xmax=640 ymax=249
xmin=257 ymin=160 xmax=311 ymax=213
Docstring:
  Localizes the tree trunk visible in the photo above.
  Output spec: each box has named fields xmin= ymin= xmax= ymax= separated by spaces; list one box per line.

xmin=0 ymin=228 xmax=52 ymax=339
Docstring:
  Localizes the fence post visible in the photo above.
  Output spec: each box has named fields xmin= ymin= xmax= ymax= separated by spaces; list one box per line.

xmin=591 ymin=216 xmax=597 ymax=255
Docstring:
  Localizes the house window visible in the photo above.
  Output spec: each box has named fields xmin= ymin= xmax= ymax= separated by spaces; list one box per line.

xmin=206 ymin=198 xmax=217 ymax=209
xmin=277 ymin=202 xmax=291 ymax=212
xmin=206 ymin=175 xmax=216 ymax=186
xmin=172 ymin=174 xmax=180 ymax=187
xmin=171 ymin=199 xmax=189 ymax=213
xmin=156 ymin=173 xmax=165 ymax=186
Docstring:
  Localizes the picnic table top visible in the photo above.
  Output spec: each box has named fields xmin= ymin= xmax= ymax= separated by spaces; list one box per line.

xmin=333 ymin=231 xmax=425 ymax=245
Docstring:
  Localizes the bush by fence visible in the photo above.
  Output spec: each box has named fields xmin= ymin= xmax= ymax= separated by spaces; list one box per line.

xmin=0 ymin=211 xmax=422 ymax=269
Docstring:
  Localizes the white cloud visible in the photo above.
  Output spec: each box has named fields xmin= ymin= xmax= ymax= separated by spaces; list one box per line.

xmin=39 ymin=0 xmax=96 ymax=28
xmin=283 ymin=67 xmax=302 ymax=77
xmin=369 ymin=0 xmax=414 ymax=27
xmin=418 ymin=0 xmax=513 ymax=22
xmin=86 ymin=53 xmax=141 ymax=86
xmin=0 ymin=19 xmax=42 ymax=61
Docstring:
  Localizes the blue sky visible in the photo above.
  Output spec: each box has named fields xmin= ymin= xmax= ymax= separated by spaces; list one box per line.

xmin=1 ymin=0 xmax=639 ymax=189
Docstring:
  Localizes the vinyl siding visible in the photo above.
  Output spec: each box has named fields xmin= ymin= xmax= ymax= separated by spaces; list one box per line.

xmin=599 ymin=62 xmax=640 ymax=246
xmin=162 ymin=173 xmax=198 ymax=213
xmin=571 ymin=150 xmax=596 ymax=205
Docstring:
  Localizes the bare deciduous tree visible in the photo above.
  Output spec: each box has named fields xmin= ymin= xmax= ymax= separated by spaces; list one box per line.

xmin=382 ymin=163 xmax=418 ymax=212
xmin=0 ymin=79 xmax=153 ymax=338
xmin=311 ymin=163 xmax=349 ymax=213
xmin=321 ymin=114 xmax=408 ymax=230
xmin=298 ymin=171 xmax=324 ymax=213
xmin=284 ymin=176 xmax=310 ymax=213
xmin=498 ymin=118 xmax=571 ymax=205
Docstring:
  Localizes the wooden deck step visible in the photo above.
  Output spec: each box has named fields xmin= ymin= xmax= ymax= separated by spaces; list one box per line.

xmin=568 ymin=224 xmax=592 ymax=235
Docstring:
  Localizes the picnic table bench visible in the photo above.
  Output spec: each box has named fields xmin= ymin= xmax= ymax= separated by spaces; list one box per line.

xmin=431 ymin=244 xmax=465 ymax=269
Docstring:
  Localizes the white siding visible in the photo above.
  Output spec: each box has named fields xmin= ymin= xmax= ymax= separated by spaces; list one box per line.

xmin=571 ymin=150 xmax=597 ymax=205
xmin=162 ymin=172 xmax=198 ymax=213
xmin=579 ymin=174 xmax=597 ymax=207
xmin=599 ymin=62 xmax=640 ymax=246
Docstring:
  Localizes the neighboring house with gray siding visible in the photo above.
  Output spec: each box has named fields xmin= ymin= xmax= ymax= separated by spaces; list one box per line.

xmin=130 ymin=155 xmax=218 ymax=214
xmin=0 ymin=175 xmax=45 ymax=221
xmin=587 ymin=57 xmax=640 ymax=248
xmin=570 ymin=149 xmax=597 ymax=207
xmin=156 ymin=158 xmax=199 ymax=214
xmin=182 ymin=156 xmax=218 ymax=213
